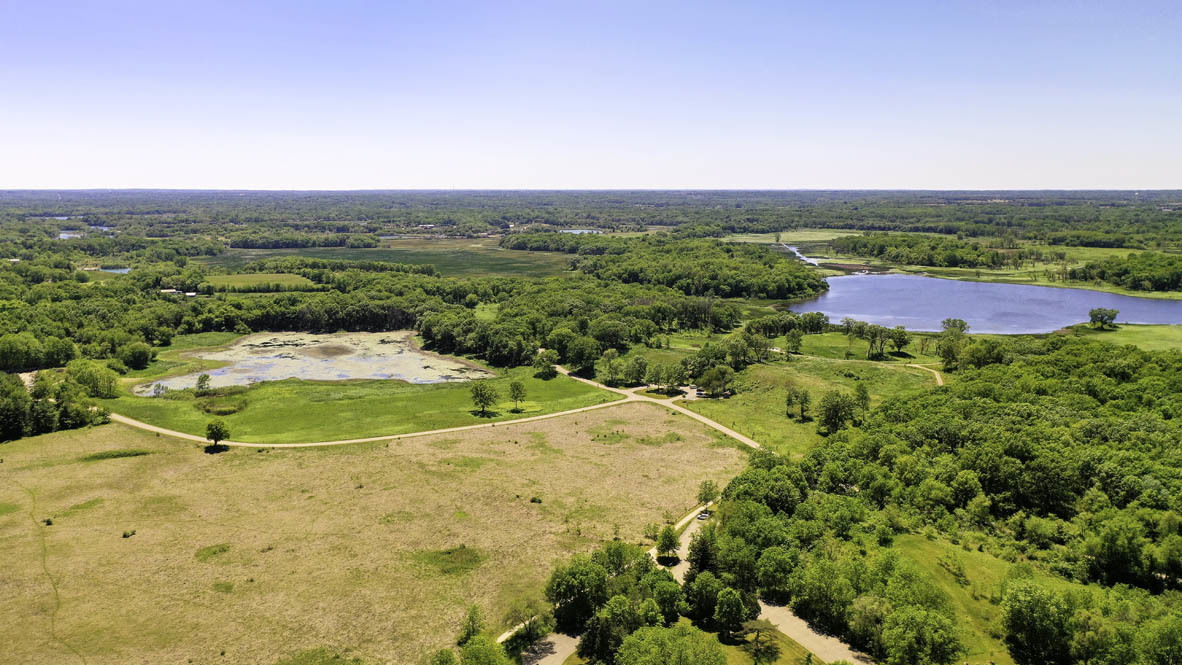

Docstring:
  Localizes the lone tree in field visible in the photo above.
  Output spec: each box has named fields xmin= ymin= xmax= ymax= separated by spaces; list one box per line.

xmin=784 ymin=328 xmax=804 ymax=354
xmin=470 ymin=382 xmax=499 ymax=416
xmin=205 ymin=419 xmax=230 ymax=453
xmin=657 ymin=525 xmax=679 ymax=559
xmin=195 ymin=373 xmax=212 ymax=393
xmin=1089 ymin=307 xmax=1119 ymax=329
xmin=508 ymin=380 xmax=527 ymax=412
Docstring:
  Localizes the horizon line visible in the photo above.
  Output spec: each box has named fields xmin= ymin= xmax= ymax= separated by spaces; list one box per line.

xmin=2 ymin=187 xmax=1180 ymax=194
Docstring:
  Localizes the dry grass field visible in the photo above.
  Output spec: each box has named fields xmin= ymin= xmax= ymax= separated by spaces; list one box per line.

xmin=0 ymin=401 xmax=747 ymax=665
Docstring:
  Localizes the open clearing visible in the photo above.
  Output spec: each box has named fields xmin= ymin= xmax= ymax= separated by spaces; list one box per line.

xmin=0 ymin=402 xmax=748 ymax=665
xmin=203 ymin=273 xmax=318 ymax=290
xmin=1064 ymin=323 xmax=1182 ymax=351
xmin=724 ymin=229 xmax=862 ymax=244
xmin=106 ymin=366 xmax=617 ymax=443
xmin=199 ymin=238 xmax=572 ymax=277
xmin=682 ymin=358 xmax=937 ymax=457
xmin=107 ymin=332 xmax=617 ymax=443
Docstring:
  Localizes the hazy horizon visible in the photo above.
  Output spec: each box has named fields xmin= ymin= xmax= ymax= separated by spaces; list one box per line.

xmin=2 ymin=1 xmax=1179 ymax=190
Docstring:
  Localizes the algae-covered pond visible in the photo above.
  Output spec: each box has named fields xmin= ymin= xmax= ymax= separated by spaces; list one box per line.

xmin=137 ymin=331 xmax=492 ymax=395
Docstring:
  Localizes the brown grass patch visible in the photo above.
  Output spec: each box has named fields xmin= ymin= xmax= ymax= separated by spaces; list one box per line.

xmin=0 ymin=401 xmax=746 ymax=664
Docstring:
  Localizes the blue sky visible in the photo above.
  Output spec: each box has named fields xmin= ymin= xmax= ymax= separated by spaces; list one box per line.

xmin=1 ymin=1 xmax=1178 ymax=189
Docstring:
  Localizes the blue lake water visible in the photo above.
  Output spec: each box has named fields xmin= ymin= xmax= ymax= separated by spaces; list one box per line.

xmin=790 ymin=274 xmax=1182 ymax=334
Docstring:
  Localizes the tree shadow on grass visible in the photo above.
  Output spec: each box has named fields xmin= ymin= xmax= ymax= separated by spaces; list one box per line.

xmin=468 ymin=409 xmax=502 ymax=419
xmin=203 ymin=443 xmax=229 ymax=454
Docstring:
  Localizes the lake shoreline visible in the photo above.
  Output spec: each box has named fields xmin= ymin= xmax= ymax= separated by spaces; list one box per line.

xmin=789 ymin=273 xmax=1182 ymax=334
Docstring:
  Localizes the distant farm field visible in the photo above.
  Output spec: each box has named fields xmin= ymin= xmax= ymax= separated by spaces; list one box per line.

xmin=0 ymin=403 xmax=748 ymax=664
xmin=724 ymin=229 xmax=862 ymax=244
xmin=200 ymin=238 xmax=572 ymax=277
xmin=203 ymin=273 xmax=317 ymax=289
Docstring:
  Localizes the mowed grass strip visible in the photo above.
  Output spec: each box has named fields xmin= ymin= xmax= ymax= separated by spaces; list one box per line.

xmin=104 ymin=366 xmax=621 ymax=443
xmin=0 ymin=402 xmax=748 ymax=664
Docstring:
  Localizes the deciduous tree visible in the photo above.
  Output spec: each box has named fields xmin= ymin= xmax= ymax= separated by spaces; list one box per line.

xmin=508 ymin=381 xmax=526 ymax=411
xmin=469 ymin=382 xmax=499 ymax=416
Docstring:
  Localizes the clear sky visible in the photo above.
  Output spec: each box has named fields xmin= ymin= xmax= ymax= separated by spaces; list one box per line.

xmin=1 ymin=1 xmax=1179 ymax=189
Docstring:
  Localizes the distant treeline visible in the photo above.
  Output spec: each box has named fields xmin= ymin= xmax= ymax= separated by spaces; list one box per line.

xmin=228 ymin=233 xmax=379 ymax=249
xmin=501 ymin=233 xmax=827 ymax=299
xmin=830 ymin=232 xmax=1049 ymax=269
xmin=1066 ymin=252 xmax=1182 ymax=292
xmin=4 ymin=190 xmax=1180 ymax=248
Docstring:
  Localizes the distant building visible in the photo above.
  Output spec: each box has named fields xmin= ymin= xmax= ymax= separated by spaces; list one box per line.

xmin=160 ymin=288 xmax=179 ymax=294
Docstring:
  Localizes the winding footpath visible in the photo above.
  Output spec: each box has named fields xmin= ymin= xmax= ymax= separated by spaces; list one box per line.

xmin=107 ymin=362 xmax=927 ymax=663
xmin=905 ymin=363 xmax=945 ymax=386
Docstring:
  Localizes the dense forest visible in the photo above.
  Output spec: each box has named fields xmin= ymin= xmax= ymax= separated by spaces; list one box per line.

xmin=703 ymin=336 xmax=1182 ymax=665
xmin=501 ymin=233 xmax=827 ymax=299
xmin=1066 ymin=252 xmax=1182 ymax=292
xmin=829 ymin=232 xmax=1048 ymax=269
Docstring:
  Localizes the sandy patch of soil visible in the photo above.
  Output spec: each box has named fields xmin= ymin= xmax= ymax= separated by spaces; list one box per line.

xmin=137 ymin=331 xmax=492 ymax=394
